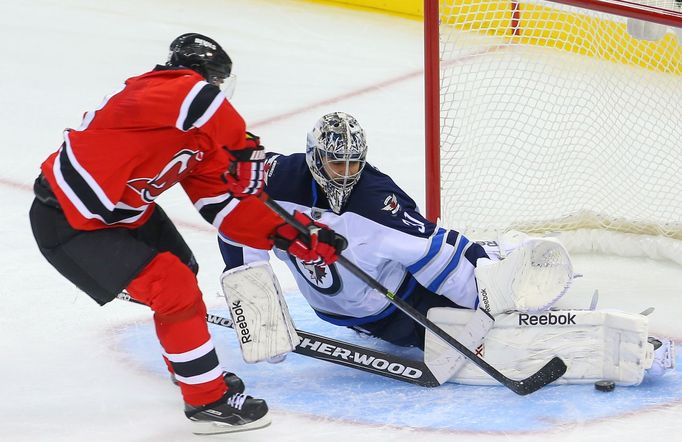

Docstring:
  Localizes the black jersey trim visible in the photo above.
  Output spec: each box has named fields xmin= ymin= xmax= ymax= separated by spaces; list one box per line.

xmin=170 ymin=348 xmax=220 ymax=378
xmin=57 ymin=144 xmax=145 ymax=224
xmin=181 ymin=83 xmax=221 ymax=131
xmin=465 ymin=241 xmax=488 ymax=267
xmin=198 ymin=195 xmax=236 ymax=225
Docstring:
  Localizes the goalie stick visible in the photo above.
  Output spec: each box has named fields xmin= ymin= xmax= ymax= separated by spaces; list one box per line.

xmin=262 ymin=196 xmax=568 ymax=395
xmin=115 ymin=292 xmax=440 ymax=387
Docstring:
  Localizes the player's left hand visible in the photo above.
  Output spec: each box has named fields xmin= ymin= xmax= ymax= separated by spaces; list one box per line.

xmin=222 ymin=132 xmax=266 ymax=198
xmin=273 ymin=211 xmax=348 ymax=265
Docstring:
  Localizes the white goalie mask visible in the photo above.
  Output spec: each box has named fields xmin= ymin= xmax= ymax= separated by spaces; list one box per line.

xmin=306 ymin=112 xmax=368 ymax=213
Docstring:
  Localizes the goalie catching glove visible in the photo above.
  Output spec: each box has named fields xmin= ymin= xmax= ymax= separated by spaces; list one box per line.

xmin=475 ymin=236 xmax=574 ymax=315
xmin=222 ymin=132 xmax=266 ymax=198
xmin=273 ymin=211 xmax=348 ymax=265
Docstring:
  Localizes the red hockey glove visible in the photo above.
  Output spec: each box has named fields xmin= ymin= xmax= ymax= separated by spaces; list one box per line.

xmin=273 ymin=211 xmax=348 ymax=265
xmin=222 ymin=132 xmax=266 ymax=198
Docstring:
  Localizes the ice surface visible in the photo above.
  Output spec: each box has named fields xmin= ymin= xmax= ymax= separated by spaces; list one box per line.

xmin=1 ymin=1 xmax=681 ymax=441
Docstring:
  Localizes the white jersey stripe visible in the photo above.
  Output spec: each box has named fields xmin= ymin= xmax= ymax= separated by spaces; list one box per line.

xmin=192 ymin=93 xmax=225 ymax=128
xmin=52 ymin=146 xmax=105 ymax=223
xmin=164 ymin=338 xmax=215 ymax=363
xmin=212 ymin=198 xmax=240 ymax=229
xmin=53 ymin=132 xmax=149 ymax=225
xmin=194 ymin=192 xmax=233 ymax=211
xmin=175 ymin=81 xmax=208 ymax=131
xmin=62 ymin=132 xmax=116 ymax=211
xmin=77 ymin=83 xmax=126 ymax=131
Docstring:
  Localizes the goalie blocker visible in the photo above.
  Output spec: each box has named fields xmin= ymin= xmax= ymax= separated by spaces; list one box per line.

xmin=221 ymin=261 xmax=300 ymax=363
xmin=425 ymin=307 xmax=674 ymax=386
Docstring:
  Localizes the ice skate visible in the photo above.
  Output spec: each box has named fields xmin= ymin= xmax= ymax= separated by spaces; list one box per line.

xmin=647 ymin=337 xmax=675 ymax=377
xmin=185 ymin=390 xmax=271 ymax=435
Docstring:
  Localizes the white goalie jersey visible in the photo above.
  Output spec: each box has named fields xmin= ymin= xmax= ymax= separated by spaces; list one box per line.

xmin=219 ymin=152 xmax=488 ymax=326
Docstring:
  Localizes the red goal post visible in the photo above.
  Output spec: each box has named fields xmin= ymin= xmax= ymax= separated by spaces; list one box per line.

xmin=424 ymin=0 xmax=682 ymax=262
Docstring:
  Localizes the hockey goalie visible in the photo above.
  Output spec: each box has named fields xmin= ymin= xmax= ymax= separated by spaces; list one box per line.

xmin=218 ymin=112 xmax=675 ymax=387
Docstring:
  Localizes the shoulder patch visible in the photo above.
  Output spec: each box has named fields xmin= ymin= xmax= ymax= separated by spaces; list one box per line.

xmin=381 ymin=193 xmax=400 ymax=215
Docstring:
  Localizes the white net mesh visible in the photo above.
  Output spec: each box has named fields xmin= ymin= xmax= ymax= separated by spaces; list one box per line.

xmin=436 ymin=0 xmax=682 ymax=251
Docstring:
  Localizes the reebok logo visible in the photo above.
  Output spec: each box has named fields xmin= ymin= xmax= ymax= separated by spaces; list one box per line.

xmin=230 ymin=300 xmax=252 ymax=344
xmin=518 ymin=312 xmax=576 ymax=326
xmin=479 ymin=288 xmax=490 ymax=312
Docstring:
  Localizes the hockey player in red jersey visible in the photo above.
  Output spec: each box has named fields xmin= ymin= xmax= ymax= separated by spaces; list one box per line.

xmin=28 ymin=33 xmax=345 ymax=435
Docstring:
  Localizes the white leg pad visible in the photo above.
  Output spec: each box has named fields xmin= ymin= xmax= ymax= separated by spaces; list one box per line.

xmin=425 ymin=307 xmax=660 ymax=386
xmin=425 ymin=308 xmax=495 ymax=384
xmin=221 ymin=261 xmax=300 ymax=363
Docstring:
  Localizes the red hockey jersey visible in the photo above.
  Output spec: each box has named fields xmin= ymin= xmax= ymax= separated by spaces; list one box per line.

xmin=40 ymin=66 xmax=281 ymax=249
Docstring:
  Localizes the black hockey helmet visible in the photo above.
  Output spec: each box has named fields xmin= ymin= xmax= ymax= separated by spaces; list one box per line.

xmin=166 ymin=33 xmax=232 ymax=86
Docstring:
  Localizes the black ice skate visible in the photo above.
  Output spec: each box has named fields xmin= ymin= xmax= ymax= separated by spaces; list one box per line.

xmin=170 ymin=371 xmax=245 ymax=394
xmin=184 ymin=391 xmax=271 ymax=435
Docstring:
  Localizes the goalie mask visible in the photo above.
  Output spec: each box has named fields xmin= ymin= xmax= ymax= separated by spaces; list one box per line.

xmin=306 ymin=112 xmax=368 ymax=213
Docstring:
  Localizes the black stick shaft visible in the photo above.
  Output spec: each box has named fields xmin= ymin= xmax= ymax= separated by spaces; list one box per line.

xmin=115 ymin=292 xmax=439 ymax=387
xmin=263 ymin=197 xmax=567 ymax=395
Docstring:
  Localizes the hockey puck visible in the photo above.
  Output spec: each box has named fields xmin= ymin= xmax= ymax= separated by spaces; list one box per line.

xmin=594 ymin=380 xmax=616 ymax=392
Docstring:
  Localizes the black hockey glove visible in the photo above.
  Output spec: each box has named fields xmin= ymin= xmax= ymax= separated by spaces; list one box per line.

xmin=222 ymin=132 xmax=266 ymax=198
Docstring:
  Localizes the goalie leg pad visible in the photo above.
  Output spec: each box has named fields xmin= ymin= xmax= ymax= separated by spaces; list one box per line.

xmin=221 ymin=261 xmax=300 ymax=363
xmin=425 ymin=308 xmax=495 ymax=384
xmin=425 ymin=307 xmax=659 ymax=386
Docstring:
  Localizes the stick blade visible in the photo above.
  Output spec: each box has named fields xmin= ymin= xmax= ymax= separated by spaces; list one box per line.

xmin=507 ymin=356 xmax=567 ymax=396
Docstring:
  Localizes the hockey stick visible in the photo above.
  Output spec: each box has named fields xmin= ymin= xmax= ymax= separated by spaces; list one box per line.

xmin=115 ymin=292 xmax=440 ymax=388
xmin=262 ymin=196 xmax=567 ymax=395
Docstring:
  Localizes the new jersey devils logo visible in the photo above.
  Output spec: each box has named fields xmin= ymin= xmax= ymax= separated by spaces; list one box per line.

xmin=127 ymin=149 xmax=204 ymax=203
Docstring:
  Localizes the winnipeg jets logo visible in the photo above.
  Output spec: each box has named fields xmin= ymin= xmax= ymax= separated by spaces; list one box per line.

xmin=382 ymin=194 xmax=400 ymax=215
xmin=127 ymin=149 xmax=204 ymax=203
xmin=289 ymin=256 xmax=342 ymax=295
xmin=303 ymin=262 xmax=328 ymax=285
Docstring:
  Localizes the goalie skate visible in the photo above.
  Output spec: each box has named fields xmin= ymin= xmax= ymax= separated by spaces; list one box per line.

xmin=647 ymin=337 xmax=675 ymax=377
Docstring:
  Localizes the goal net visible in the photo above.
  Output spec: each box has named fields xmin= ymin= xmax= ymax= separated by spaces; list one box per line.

xmin=425 ymin=0 xmax=682 ymax=263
